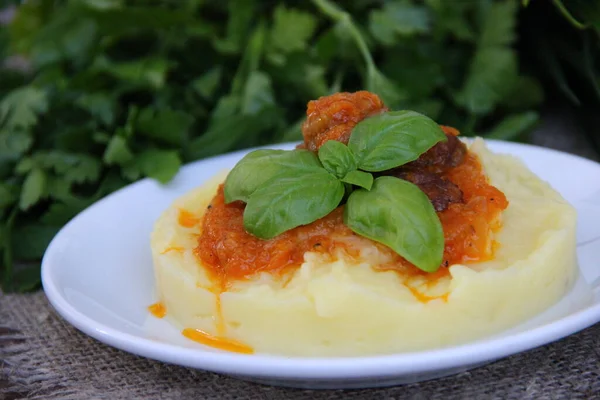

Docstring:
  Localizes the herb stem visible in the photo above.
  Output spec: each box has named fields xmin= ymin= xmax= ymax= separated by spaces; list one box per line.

xmin=552 ymin=0 xmax=588 ymax=30
xmin=311 ymin=0 xmax=375 ymax=70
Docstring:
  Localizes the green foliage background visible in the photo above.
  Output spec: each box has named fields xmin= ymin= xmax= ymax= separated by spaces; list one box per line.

xmin=0 ymin=0 xmax=598 ymax=292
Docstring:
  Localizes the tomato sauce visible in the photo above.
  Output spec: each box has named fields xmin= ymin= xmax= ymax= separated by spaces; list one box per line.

xmin=178 ymin=209 xmax=200 ymax=228
xmin=194 ymin=150 xmax=508 ymax=285
xmin=181 ymin=328 xmax=254 ymax=354
xmin=148 ymin=302 xmax=167 ymax=318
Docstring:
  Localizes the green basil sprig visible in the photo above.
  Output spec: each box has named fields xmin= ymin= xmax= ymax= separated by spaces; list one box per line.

xmin=223 ymin=110 xmax=447 ymax=272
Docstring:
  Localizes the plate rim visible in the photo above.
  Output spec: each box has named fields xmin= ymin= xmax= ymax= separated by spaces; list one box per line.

xmin=41 ymin=139 xmax=600 ymax=380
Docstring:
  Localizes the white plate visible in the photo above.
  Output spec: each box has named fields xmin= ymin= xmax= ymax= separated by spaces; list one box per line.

xmin=42 ymin=140 xmax=600 ymax=390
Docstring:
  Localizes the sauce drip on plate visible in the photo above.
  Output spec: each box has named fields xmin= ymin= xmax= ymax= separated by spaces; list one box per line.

xmin=182 ymin=328 xmax=254 ymax=354
xmin=148 ymin=302 xmax=166 ymax=318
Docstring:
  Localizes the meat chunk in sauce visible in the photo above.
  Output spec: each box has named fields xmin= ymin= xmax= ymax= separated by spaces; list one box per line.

xmin=300 ymin=91 xmax=468 ymax=211
xmin=388 ymin=169 xmax=463 ymax=212
xmin=382 ymin=128 xmax=468 ymax=211
xmin=403 ymin=127 xmax=467 ymax=173
xmin=300 ymin=91 xmax=387 ymax=151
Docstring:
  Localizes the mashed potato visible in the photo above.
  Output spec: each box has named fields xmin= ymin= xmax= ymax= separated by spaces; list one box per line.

xmin=150 ymin=138 xmax=577 ymax=356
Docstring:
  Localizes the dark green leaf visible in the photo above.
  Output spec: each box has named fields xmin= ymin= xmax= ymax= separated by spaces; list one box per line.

xmin=381 ymin=46 xmax=443 ymax=100
xmin=537 ymin=38 xmax=580 ymax=105
xmin=231 ymin=22 xmax=267 ymax=95
xmin=369 ymin=2 xmax=430 ymax=45
xmin=0 ymin=183 xmax=17 ymax=209
xmin=187 ymin=94 xmax=282 ymax=160
xmin=80 ymin=0 xmax=123 ymax=11
xmin=30 ymin=151 xmax=79 ymax=174
xmin=456 ymin=48 xmax=518 ymax=115
xmin=91 ymin=7 xmax=191 ymax=35
xmin=212 ymin=0 xmax=256 ymax=54
xmin=211 ymin=95 xmax=241 ymax=120
xmin=46 ymin=177 xmax=73 ymax=202
xmin=191 ymin=67 xmax=223 ymax=100
xmin=224 ymin=149 xmax=323 ymax=203
xmin=313 ymin=27 xmax=340 ymax=65
xmin=13 ymin=224 xmax=60 ymax=260
xmin=187 ymin=115 xmax=247 ymax=160
xmin=102 ymin=58 xmax=170 ymax=89
xmin=103 ymin=135 xmax=133 ymax=165
xmin=484 ymin=112 xmax=540 ymax=140
xmin=42 ymin=202 xmax=81 ymax=225
xmin=317 ymin=140 xmax=357 ymax=179
xmin=19 ymin=168 xmax=46 ymax=210
xmin=269 ymin=5 xmax=317 ymax=54
xmin=244 ymin=171 xmax=344 ymax=239
xmin=93 ymin=131 xmax=111 ymax=144
xmin=344 ymin=176 xmax=444 ymax=272
xmin=341 ymin=170 xmax=373 ymax=190
xmin=366 ymin=66 xmax=406 ymax=109
xmin=121 ymin=162 xmax=141 ymax=181
xmin=64 ymin=155 xmax=101 ymax=184
xmin=410 ymin=100 xmax=444 ymax=120
xmin=75 ymin=93 xmax=116 ymax=126
xmin=368 ymin=10 xmax=396 ymax=46
xmin=0 ymin=130 xmax=33 ymax=163
xmin=0 ymin=87 xmax=48 ymax=130
xmin=134 ymin=149 xmax=181 ymax=184
xmin=501 ymin=76 xmax=544 ymax=109
xmin=12 ymin=263 xmax=42 ymax=293
xmin=270 ymin=54 xmax=329 ymax=99
xmin=278 ymin=118 xmax=303 ymax=143
xmin=136 ymin=108 xmax=194 ymax=146
xmin=29 ymin=12 xmax=97 ymax=67
xmin=15 ymin=158 xmax=35 ymax=175
xmin=21 ymin=152 xmax=99 ymax=184
xmin=242 ymin=71 xmax=275 ymax=115
xmin=348 ymin=110 xmax=446 ymax=172
xmin=427 ymin=1 xmax=474 ymax=40
xmin=479 ymin=0 xmax=518 ymax=47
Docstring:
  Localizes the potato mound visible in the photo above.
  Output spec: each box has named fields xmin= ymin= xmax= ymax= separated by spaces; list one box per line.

xmin=150 ymin=139 xmax=577 ymax=356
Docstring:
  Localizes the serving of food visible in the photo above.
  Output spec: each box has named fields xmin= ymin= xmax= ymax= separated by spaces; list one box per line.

xmin=149 ymin=91 xmax=578 ymax=357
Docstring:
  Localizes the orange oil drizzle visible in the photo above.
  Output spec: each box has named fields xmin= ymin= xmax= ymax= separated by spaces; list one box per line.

xmin=178 ymin=209 xmax=200 ymax=228
xmin=407 ymin=287 xmax=449 ymax=303
xmin=148 ymin=302 xmax=167 ymax=318
xmin=160 ymin=246 xmax=184 ymax=254
xmin=214 ymin=288 xmax=225 ymax=336
xmin=182 ymin=328 xmax=254 ymax=354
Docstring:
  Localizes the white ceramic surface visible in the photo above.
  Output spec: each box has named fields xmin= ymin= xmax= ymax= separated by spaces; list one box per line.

xmin=42 ymin=140 xmax=600 ymax=389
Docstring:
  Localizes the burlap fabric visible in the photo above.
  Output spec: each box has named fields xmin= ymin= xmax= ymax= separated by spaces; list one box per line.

xmin=2 ymin=111 xmax=600 ymax=399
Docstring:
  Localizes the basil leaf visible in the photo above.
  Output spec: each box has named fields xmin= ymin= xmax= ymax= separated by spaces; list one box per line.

xmin=348 ymin=110 xmax=446 ymax=172
xmin=317 ymin=140 xmax=357 ymax=178
xmin=224 ymin=149 xmax=322 ymax=203
xmin=341 ymin=170 xmax=373 ymax=190
xmin=344 ymin=176 xmax=444 ymax=272
xmin=244 ymin=171 xmax=344 ymax=239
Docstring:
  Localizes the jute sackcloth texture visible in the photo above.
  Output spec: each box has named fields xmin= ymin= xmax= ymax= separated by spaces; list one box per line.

xmin=2 ymin=110 xmax=600 ymax=400
xmin=1 ymin=292 xmax=600 ymax=400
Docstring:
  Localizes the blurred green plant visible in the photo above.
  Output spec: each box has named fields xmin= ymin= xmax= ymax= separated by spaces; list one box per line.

xmin=0 ymin=0 xmax=590 ymax=292
xmin=521 ymin=0 xmax=600 ymax=154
